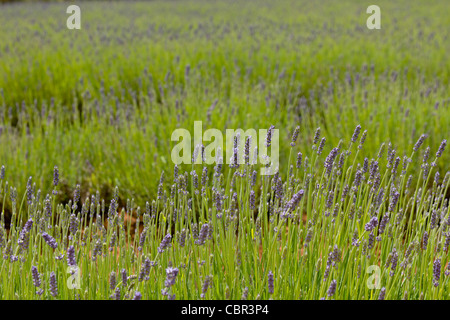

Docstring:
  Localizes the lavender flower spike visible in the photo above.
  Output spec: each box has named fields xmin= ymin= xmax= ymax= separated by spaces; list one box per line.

xmin=31 ymin=266 xmax=41 ymax=287
xmin=351 ymin=125 xmax=362 ymax=143
xmin=42 ymin=232 xmax=58 ymax=249
xmin=49 ymin=272 xmax=58 ymax=297
xmin=268 ymin=271 xmax=274 ymax=295
xmin=327 ymin=279 xmax=337 ymax=297
xmin=67 ymin=245 xmax=76 ymax=266
xmin=436 ymin=139 xmax=447 ymax=158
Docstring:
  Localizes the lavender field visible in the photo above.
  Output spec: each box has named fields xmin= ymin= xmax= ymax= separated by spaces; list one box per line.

xmin=0 ymin=0 xmax=449 ymax=300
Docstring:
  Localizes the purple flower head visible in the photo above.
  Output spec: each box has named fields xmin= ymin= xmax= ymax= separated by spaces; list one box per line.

xmin=290 ymin=126 xmax=300 ymax=147
xmin=31 ymin=266 xmax=41 ymax=287
xmin=0 ymin=165 xmax=4 ymax=180
xmin=268 ymin=271 xmax=274 ymax=294
xmin=365 ymin=216 xmax=378 ymax=232
xmin=433 ymin=258 xmax=441 ymax=287
xmin=351 ymin=125 xmax=361 ymax=143
xmin=42 ymin=232 xmax=58 ymax=249
xmin=436 ymin=139 xmax=447 ymax=158
xmin=49 ymin=271 xmax=58 ymax=297
xmin=195 ymin=223 xmax=209 ymax=246
xmin=265 ymin=125 xmax=275 ymax=148
xmin=327 ymin=280 xmax=337 ymax=297
xmin=296 ymin=152 xmax=302 ymax=169
xmin=132 ymin=291 xmax=142 ymax=300
xmin=110 ymin=271 xmax=117 ymax=290
xmin=53 ymin=166 xmax=59 ymax=187
xmin=324 ymin=148 xmax=339 ymax=175
xmin=67 ymin=245 xmax=76 ymax=266
xmin=413 ymin=134 xmax=427 ymax=152
xmin=313 ymin=127 xmax=321 ymax=145
xmin=200 ymin=275 xmax=212 ymax=298
xmin=317 ymin=137 xmax=326 ymax=155
xmin=158 ymin=233 xmax=172 ymax=253
xmin=249 ymin=190 xmax=256 ymax=210
xmin=165 ymin=267 xmax=179 ymax=288
xmin=378 ymin=287 xmax=386 ymax=300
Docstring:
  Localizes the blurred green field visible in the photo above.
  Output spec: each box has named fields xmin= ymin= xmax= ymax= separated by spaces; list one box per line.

xmin=0 ymin=0 xmax=449 ymax=208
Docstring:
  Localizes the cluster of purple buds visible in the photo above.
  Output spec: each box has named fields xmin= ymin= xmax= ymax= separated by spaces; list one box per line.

xmin=164 ymin=267 xmax=179 ymax=288
xmin=290 ymin=126 xmax=300 ymax=147
xmin=31 ymin=266 xmax=41 ymax=288
xmin=313 ymin=127 xmax=321 ymax=145
xmin=413 ymin=134 xmax=427 ymax=152
xmin=132 ymin=291 xmax=142 ymax=300
xmin=265 ymin=125 xmax=275 ymax=148
xmin=324 ymin=147 xmax=339 ymax=175
xmin=327 ymin=280 xmax=337 ymax=297
xmin=436 ymin=139 xmax=447 ymax=158
xmin=195 ymin=223 xmax=209 ymax=246
xmin=389 ymin=248 xmax=398 ymax=276
xmin=138 ymin=258 xmax=152 ymax=282
xmin=42 ymin=232 xmax=58 ymax=249
xmin=200 ymin=275 xmax=212 ymax=298
xmin=378 ymin=287 xmax=386 ymax=300
xmin=268 ymin=271 xmax=274 ymax=295
xmin=110 ymin=271 xmax=117 ymax=290
xmin=365 ymin=216 xmax=378 ymax=232
xmin=351 ymin=125 xmax=361 ymax=143
xmin=317 ymin=137 xmax=326 ymax=155
xmin=158 ymin=234 xmax=172 ymax=253
xmin=49 ymin=271 xmax=58 ymax=297
xmin=433 ymin=258 xmax=441 ymax=287
xmin=67 ymin=245 xmax=76 ymax=266
xmin=249 ymin=190 xmax=256 ymax=210
xmin=18 ymin=218 xmax=33 ymax=250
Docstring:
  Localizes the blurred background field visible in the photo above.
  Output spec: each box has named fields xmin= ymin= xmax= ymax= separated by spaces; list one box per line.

xmin=0 ymin=0 xmax=448 ymax=211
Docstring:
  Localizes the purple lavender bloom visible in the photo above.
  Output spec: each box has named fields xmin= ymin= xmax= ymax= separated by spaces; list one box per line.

xmin=31 ymin=266 xmax=41 ymax=287
xmin=110 ymin=271 xmax=117 ymax=290
xmin=282 ymin=189 xmax=304 ymax=217
xmin=42 ymin=232 xmax=58 ymax=249
xmin=72 ymin=184 xmax=80 ymax=210
xmin=164 ymin=267 xmax=179 ymax=288
xmin=296 ymin=152 xmax=302 ymax=169
xmin=201 ymin=167 xmax=208 ymax=185
xmin=433 ymin=258 xmax=441 ymax=287
xmin=49 ymin=271 xmax=58 ymax=297
xmin=132 ymin=291 xmax=142 ymax=300
xmin=390 ymin=248 xmax=398 ymax=276
xmin=378 ymin=287 xmax=386 ymax=300
xmin=138 ymin=228 xmax=147 ymax=251
xmin=358 ymin=130 xmax=367 ymax=149
xmin=195 ymin=223 xmax=209 ymax=246
xmin=113 ymin=287 xmax=121 ymax=300
xmin=241 ymin=287 xmax=249 ymax=300
xmin=249 ymin=190 xmax=256 ymax=210
xmin=327 ymin=280 xmax=337 ymax=297
xmin=245 ymin=136 xmax=251 ymax=164
xmin=200 ymin=275 xmax=212 ymax=298
xmin=324 ymin=148 xmax=339 ymax=175
xmin=422 ymin=231 xmax=429 ymax=250
xmin=436 ymin=139 xmax=447 ymax=158
xmin=121 ymin=269 xmax=127 ymax=287
xmin=0 ymin=165 xmax=4 ymax=180
xmin=351 ymin=125 xmax=361 ymax=143
xmin=413 ymin=134 xmax=426 ymax=152
xmin=53 ymin=166 xmax=59 ymax=186
xmin=138 ymin=258 xmax=152 ymax=282
xmin=158 ymin=233 xmax=172 ymax=253
xmin=378 ymin=214 xmax=389 ymax=234
xmin=317 ymin=138 xmax=326 ymax=155
xmin=67 ymin=245 xmax=76 ymax=266
xmin=18 ymin=218 xmax=33 ymax=250
xmin=313 ymin=127 xmax=321 ymax=145
xmin=290 ymin=126 xmax=300 ymax=147
xmin=268 ymin=271 xmax=274 ymax=295
xmin=365 ymin=216 xmax=378 ymax=232
xmin=265 ymin=125 xmax=275 ymax=148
